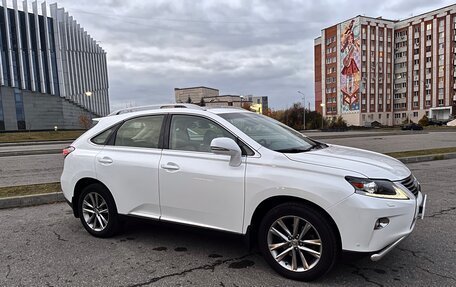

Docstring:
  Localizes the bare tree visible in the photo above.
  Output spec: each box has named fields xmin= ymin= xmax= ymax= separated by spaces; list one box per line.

xmin=79 ymin=114 xmax=92 ymax=130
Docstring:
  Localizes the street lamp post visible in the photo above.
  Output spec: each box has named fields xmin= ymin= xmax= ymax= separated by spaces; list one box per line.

xmin=320 ymin=103 xmax=325 ymax=129
xmin=297 ymin=91 xmax=306 ymax=130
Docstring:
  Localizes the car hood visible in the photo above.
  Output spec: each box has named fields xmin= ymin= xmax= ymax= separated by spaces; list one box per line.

xmin=284 ymin=144 xmax=410 ymax=181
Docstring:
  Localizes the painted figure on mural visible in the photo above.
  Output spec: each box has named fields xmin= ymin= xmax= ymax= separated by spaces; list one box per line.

xmin=340 ymin=19 xmax=360 ymax=108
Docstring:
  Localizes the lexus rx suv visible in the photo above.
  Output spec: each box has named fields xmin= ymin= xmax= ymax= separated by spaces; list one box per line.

xmin=61 ymin=104 xmax=426 ymax=281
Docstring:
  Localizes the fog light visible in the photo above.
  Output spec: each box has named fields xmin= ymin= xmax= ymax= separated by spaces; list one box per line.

xmin=374 ymin=217 xmax=390 ymax=230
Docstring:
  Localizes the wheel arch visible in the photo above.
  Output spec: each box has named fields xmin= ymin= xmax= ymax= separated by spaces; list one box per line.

xmin=72 ymin=177 xmax=111 ymax=218
xmin=246 ymin=196 xmax=342 ymax=251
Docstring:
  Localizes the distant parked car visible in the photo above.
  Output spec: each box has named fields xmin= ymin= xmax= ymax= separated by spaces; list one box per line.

xmin=401 ymin=123 xmax=423 ymax=130
xmin=428 ymin=119 xmax=443 ymax=126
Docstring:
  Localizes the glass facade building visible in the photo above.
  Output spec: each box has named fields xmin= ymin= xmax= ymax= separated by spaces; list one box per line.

xmin=0 ymin=1 xmax=109 ymax=131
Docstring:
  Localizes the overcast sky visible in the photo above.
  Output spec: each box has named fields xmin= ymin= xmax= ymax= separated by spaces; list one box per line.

xmin=56 ymin=0 xmax=454 ymax=110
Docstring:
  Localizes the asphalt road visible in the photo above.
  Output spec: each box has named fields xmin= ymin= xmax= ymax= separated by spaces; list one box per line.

xmin=0 ymin=142 xmax=68 ymax=153
xmin=0 ymin=154 xmax=63 ymax=188
xmin=321 ymin=131 xmax=456 ymax=153
xmin=0 ymin=159 xmax=455 ymax=286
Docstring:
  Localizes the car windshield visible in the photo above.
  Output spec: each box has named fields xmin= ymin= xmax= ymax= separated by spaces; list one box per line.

xmin=219 ymin=112 xmax=326 ymax=153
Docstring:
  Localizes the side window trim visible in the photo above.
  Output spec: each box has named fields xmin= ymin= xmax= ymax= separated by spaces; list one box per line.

xmin=106 ymin=123 xmax=122 ymax=146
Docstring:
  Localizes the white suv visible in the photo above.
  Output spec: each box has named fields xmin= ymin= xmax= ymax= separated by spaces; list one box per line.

xmin=61 ymin=104 xmax=426 ymax=281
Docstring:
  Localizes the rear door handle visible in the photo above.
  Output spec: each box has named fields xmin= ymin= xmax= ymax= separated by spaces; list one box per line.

xmin=161 ymin=162 xmax=180 ymax=171
xmin=98 ymin=157 xmax=113 ymax=164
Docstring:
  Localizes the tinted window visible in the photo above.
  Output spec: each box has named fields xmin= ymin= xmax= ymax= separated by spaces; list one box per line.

xmin=115 ymin=116 xmax=164 ymax=148
xmin=169 ymin=115 xmax=235 ymax=153
xmin=91 ymin=127 xmax=115 ymax=145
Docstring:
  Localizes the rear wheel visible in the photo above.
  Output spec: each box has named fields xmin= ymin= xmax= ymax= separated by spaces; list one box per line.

xmin=78 ymin=183 xmax=119 ymax=238
xmin=258 ymin=203 xmax=338 ymax=281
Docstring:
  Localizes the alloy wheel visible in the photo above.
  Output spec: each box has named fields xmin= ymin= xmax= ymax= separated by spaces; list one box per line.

xmin=267 ymin=216 xmax=322 ymax=272
xmin=81 ymin=192 xmax=109 ymax=232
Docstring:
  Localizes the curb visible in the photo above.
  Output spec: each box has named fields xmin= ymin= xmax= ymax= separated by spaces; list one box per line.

xmin=310 ymin=131 xmax=427 ymax=140
xmin=0 ymin=140 xmax=73 ymax=147
xmin=0 ymin=149 xmax=62 ymax=157
xmin=0 ymin=192 xmax=65 ymax=210
xmin=397 ymin=152 xmax=456 ymax=164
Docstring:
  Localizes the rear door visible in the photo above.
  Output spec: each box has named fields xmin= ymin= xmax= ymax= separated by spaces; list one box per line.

xmin=95 ymin=115 xmax=165 ymax=218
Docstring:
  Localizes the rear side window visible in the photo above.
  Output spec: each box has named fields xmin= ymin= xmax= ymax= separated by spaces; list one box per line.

xmin=91 ymin=127 xmax=115 ymax=145
xmin=114 ymin=115 xmax=164 ymax=148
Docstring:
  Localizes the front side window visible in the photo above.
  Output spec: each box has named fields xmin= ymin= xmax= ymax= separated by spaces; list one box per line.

xmin=219 ymin=112 xmax=323 ymax=153
xmin=115 ymin=115 xmax=164 ymax=148
xmin=169 ymin=115 xmax=235 ymax=152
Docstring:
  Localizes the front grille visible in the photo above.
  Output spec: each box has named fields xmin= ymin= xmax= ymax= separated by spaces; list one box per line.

xmin=399 ymin=175 xmax=420 ymax=197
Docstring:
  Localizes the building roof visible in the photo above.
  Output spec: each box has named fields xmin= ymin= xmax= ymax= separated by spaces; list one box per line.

xmin=174 ymin=86 xmax=219 ymax=91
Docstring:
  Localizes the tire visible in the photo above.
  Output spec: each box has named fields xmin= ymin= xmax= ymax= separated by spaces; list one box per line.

xmin=78 ymin=183 xmax=119 ymax=238
xmin=258 ymin=202 xmax=338 ymax=281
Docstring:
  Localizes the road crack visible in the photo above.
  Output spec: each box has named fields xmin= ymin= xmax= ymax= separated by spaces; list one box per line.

xmin=427 ymin=207 xmax=456 ymax=218
xmin=397 ymin=247 xmax=434 ymax=264
xmin=53 ymin=231 xmax=68 ymax=242
xmin=346 ymin=264 xmax=384 ymax=287
xmin=5 ymin=265 xmax=10 ymax=279
xmin=126 ymin=253 xmax=253 ymax=287
xmin=416 ymin=266 xmax=456 ymax=282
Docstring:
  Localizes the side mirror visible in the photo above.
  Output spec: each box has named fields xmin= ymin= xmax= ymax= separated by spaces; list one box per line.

xmin=210 ymin=137 xmax=242 ymax=167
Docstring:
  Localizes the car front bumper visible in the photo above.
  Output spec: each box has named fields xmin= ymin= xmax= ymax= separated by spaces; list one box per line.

xmin=328 ymin=191 xmax=426 ymax=254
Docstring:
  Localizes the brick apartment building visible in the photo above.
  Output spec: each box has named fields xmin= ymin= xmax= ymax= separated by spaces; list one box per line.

xmin=314 ymin=4 xmax=456 ymax=126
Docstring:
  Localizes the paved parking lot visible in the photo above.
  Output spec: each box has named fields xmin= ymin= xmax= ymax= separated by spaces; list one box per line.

xmin=0 ymin=159 xmax=455 ymax=286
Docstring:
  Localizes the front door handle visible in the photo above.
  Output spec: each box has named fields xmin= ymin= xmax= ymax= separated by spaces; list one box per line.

xmin=98 ymin=157 xmax=113 ymax=164
xmin=161 ymin=162 xmax=180 ymax=171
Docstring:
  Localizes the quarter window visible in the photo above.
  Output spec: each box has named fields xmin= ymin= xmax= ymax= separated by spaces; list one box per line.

xmin=91 ymin=126 xmax=116 ymax=145
xmin=114 ymin=116 xmax=164 ymax=148
xmin=169 ymin=115 xmax=235 ymax=153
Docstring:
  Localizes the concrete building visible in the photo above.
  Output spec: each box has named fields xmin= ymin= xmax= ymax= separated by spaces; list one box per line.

xmin=314 ymin=4 xmax=456 ymax=126
xmin=174 ymin=86 xmax=219 ymax=104
xmin=174 ymin=86 xmax=269 ymax=114
xmin=0 ymin=1 xmax=109 ymax=131
xmin=203 ymin=95 xmax=246 ymax=107
xmin=245 ymin=95 xmax=269 ymax=114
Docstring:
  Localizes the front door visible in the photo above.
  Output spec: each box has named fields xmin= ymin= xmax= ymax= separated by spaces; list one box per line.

xmin=159 ymin=114 xmax=245 ymax=233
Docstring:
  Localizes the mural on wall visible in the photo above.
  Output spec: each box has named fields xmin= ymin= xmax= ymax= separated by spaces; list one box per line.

xmin=340 ymin=18 xmax=361 ymax=113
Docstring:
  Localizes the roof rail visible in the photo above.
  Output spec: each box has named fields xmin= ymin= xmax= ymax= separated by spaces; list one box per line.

xmin=108 ymin=103 xmax=204 ymax=116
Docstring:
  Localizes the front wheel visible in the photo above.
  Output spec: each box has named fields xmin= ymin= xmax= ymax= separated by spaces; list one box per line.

xmin=258 ymin=203 xmax=339 ymax=281
xmin=78 ymin=183 xmax=119 ymax=238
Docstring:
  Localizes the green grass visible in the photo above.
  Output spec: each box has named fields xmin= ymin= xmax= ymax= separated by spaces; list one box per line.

xmin=386 ymin=147 xmax=456 ymax=159
xmin=0 ymin=182 xmax=61 ymax=198
xmin=0 ymin=130 xmax=85 ymax=143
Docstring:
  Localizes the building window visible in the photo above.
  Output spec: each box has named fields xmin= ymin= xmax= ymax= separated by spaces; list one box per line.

xmin=0 ymin=93 xmax=4 ymax=130
xmin=426 ymin=23 xmax=432 ymax=30
xmin=413 ymin=112 xmax=418 ymax=117
xmin=14 ymin=89 xmax=25 ymax=130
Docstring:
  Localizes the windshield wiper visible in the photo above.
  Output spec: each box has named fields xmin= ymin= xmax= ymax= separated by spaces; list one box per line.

xmin=276 ymin=142 xmax=328 ymax=153
xmin=275 ymin=147 xmax=314 ymax=153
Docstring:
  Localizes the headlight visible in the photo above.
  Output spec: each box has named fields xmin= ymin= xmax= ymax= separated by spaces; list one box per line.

xmin=345 ymin=176 xmax=410 ymax=200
